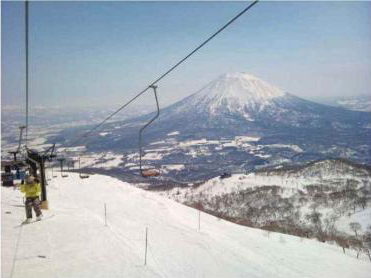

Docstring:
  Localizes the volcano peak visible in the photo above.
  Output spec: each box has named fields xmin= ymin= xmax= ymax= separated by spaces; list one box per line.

xmin=219 ymin=72 xmax=260 ymax=81
xmin=190 ymin=72 xmax=285 ymax=114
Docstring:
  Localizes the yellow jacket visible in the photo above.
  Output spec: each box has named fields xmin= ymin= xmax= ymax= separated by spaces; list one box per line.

xmin=20 ymin=183 xmax=41 ymax=198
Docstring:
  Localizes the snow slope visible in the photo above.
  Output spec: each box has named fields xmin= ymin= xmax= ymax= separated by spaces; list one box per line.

xmin=2 ymin=173 xmax=371 ymax=277
xmin=162 ymin=168 xmax=371 ymax=236
xmin=337 ymin=208 xmax=371 ymax=235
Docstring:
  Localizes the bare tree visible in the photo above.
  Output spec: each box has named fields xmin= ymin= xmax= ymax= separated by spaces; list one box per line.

xmin=348 ymin=236 xmax=364 ymax=259
xmin=306 ymin=211 xmax=322 ymax=229
xmin=363 ymin=225 xmax=371 ymax=262
xmin=335 ymin=236 xmax=349 ymax=254
xmin=306 ymin=210 xmax=325 ymax=241
xmin=324 ymin=215 xmax=338 ymax=238
xmin=349 ymin=222 xmax=362 ymax=237
xmin=357 ymin=196 xmax=368 ymax=210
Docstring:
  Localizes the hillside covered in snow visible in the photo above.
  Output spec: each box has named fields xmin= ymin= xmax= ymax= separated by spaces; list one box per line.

xmin=159 ymin=159 xmax=371 ymax=250
xmin=2 ymin=173 xmax=371 ymax=277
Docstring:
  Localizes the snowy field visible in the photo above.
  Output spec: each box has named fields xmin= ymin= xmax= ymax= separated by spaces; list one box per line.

xmin=2 ymin=173 xmax=371 ymax=278
xmin=139 ymin=135 xmax=302 ymax=163
xmin=1 ymin=132 xmax=301 ymax=170
xmin=71 ymin=152 xmax=123 ymax=170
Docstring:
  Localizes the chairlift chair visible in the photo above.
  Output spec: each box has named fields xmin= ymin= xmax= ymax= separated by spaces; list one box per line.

xmin=78 ymin=156 xmax=89 ymax=179
xmin=138 ymin=85 xmax=161 ymax=178
xmin=58 ymin=158 xmax=68 ymax=178
xmin=51 ymin=166 xmax=57 ymax=178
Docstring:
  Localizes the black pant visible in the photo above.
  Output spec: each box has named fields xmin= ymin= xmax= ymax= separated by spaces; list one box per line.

xmin=25 ymin=197 xmax=42 ymax=219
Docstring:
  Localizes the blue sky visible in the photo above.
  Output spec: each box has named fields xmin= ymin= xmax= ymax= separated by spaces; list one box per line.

xmin=2 ymin=1 xmax=371 ymax=109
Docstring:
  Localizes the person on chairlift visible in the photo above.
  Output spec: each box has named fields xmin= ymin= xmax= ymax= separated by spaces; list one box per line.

xmin=20 ymin=175 xmax=43 ymax=223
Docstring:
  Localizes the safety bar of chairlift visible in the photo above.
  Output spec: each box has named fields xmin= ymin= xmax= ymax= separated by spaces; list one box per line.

xmin=139 ymin=85 xmax=160 ymax=177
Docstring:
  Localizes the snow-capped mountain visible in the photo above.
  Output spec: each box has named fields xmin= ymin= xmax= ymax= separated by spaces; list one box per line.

xmin=53 ymin=72 xmax=371 ymax=181
xmin=58 ymin=72 xmax=371 ymax=139
xmin=156 ymin=72 xmax=370 ymax=135
xmin=171 ymin=72 xmax=285 ymax=117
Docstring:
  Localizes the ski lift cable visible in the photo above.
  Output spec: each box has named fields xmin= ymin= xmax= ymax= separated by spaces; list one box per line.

xmin=69 ymin=0 xmax=259 ymax=147
xmin=25 ymin=0 xmax=29 ymax=147
xmin=60 ymin=0 xmax=259 ymax=176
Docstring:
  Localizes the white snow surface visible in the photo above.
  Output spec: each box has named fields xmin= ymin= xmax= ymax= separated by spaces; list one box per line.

xmin=265 ymin=144 xmax=303 ymax=153
xmin=141 ymin=152 xmax=163 ymax=160
xmin=76 ymin=152 xmax=123 ymax=169
xmin=180 ymin=174 xmax=309 ymax=198
xmin=167 ymin=131 xmax=180 ymax=136
xmin=336 ymin=208 xmax=371 ymax=235
xmin=161 ymin=164 xmax=185 ymax=172
xmin=179 ymin=139 xmax=209 ymax=147
xmin=2 ymin=173 xmax=371 ymax=277
xmin=94 ymin=153 xmax=123 ymax=169
xmin=235 ymin=135 xmax=261 ymax=142
xmin=99 ymin=132 xmax=110 ymax=137
xmin=188 ymin=72 xmax=285 ymax=114
xmin=57 ymin=146 xmax=86 ymax=153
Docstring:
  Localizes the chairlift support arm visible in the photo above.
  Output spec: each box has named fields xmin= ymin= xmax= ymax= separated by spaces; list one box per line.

xmin=139 ymin=85 xmax=160 ymax=176
xmin=18 ymin=126 xmax=27 ymax=152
